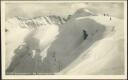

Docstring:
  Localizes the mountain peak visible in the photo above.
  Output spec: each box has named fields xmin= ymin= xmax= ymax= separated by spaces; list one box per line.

xmin=72 ymin=8 xmax=96 ymax=18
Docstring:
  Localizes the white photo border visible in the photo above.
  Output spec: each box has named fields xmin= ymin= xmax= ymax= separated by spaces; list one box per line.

xmin=1 ymin=0 xmax=127 ymax=79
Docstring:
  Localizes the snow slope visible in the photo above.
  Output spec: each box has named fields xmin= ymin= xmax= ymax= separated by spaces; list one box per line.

xmin=5 ymin=18 xmax=31 ymax=69
xmin=5 ymin=15 xmax=63 ymax=69
xmin=58 ymin=15 xmax=124 ymax=75
xmin=5 ymin=9 xmax=124 ymax=75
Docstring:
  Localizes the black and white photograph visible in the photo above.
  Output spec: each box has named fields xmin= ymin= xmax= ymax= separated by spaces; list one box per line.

xmin=1 ymin=0 xmax=127 ymax=79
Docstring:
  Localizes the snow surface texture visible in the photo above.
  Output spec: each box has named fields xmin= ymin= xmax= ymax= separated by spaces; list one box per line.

xmin=5 ymin=8 xmax=124 ymax=75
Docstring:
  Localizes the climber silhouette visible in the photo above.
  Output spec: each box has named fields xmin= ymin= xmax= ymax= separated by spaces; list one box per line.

xmin=104 ymin=14 xmax=105 ymax=16
xmin=110 ymin=17 xmax=111 ymax=20
xmin=83 ymin=30 xmax=88 ymax=40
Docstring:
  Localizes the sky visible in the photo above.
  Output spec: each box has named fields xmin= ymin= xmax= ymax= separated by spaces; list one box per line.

xmin=5 ymin=2 xmax=124 ymax=19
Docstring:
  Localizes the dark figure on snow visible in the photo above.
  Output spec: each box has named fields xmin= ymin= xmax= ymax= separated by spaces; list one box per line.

xmin=104 ymin=14 xmax=105 ymax=16
xmin=110 ymin=17 xmax=111 ymax=20
xmin=83 ymin=30 xmax=88 ymax=40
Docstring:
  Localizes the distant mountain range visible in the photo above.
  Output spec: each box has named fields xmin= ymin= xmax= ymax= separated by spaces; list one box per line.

xmin=5 ymin=8 xmax=96 ymax=31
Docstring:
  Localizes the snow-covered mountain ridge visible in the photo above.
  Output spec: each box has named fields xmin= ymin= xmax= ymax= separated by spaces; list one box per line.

xmin=6 ymin=15 xmax=71 ymax=30
xmin=5 ymin=8 xmax=124 ymax=75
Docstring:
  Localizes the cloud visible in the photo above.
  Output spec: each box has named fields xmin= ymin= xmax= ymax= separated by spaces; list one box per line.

xmin=6 ymin=3 xmax=73 ymax=19
xmin=70 ymin=3 xmax=88 ymax=11
xmin=5 ymin=2 xmax=124 ymax=19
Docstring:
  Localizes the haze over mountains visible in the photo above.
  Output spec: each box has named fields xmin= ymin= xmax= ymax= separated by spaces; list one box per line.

xmin=5 ymin=8 xmax=124 ymax=75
